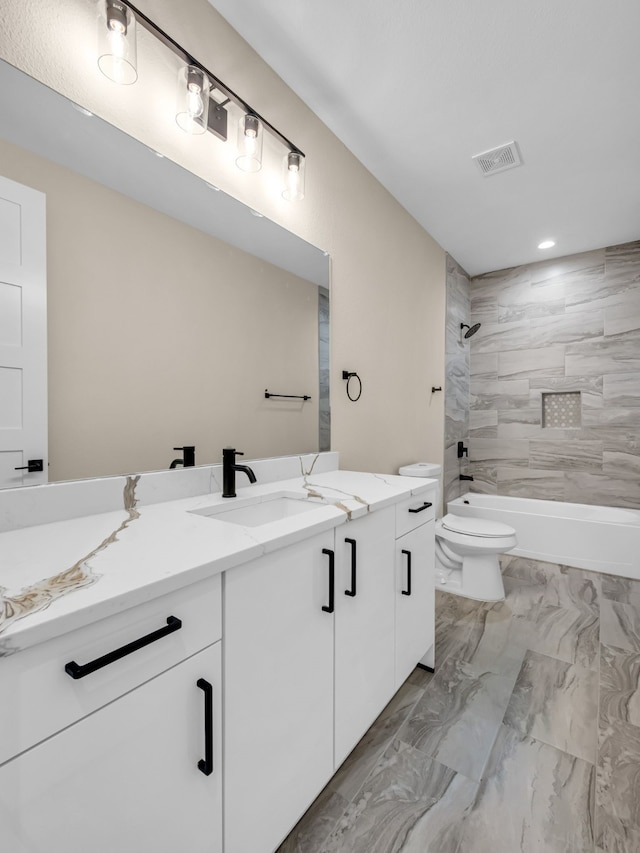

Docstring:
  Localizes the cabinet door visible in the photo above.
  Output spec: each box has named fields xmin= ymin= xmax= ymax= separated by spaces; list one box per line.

xmin=395 ymin=520 xmax=435 ymax=688
xmin=334 ymin=508 xmax=396 ymax=766
xmin=0 ymin=644 xmax=222 ymax=853
xmin=224 ymin=530 xmax=335 ymax=853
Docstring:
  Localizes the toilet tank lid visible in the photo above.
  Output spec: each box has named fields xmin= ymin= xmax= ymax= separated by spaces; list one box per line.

xmin=441 ymin=513 xmax=516 ymax=538
xmin=398 ymin=462 xmax=441 ymax=477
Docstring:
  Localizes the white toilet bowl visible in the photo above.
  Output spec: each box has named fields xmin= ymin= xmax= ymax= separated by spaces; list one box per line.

xmin=436 ymin=514 xmax=517 ymax=601
xmin=398 ymin=462 xmax=517 ymax=602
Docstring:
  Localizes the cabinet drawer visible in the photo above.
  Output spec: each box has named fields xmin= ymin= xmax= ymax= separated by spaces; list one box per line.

xmin=395 ymin=491 xmax=436 ymax=538
xmin=0 ymin=573 xmax=221 ymax=766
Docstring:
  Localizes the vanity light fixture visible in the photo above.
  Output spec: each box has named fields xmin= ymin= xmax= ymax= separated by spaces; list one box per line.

xmin=95 ymin=0 xmax=306 ymax=200
xmin=176 ymin=66 xmax=210 ymax=135
xmin=538 ymin=239 xmax=556 ymax=249
xmin=97 ymin=0 xmax=138 ymax=85
xmin=282 ymin=151 xmax=306 ymax=201
xmin=236 ymin=115 xmax=263 ymax=172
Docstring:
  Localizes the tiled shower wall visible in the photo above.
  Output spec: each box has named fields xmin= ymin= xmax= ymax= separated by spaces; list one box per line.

xmin=443 ymin=255 xmax=472 ymax=506
xmin=468 ymin=240 xmax=640 ymax=508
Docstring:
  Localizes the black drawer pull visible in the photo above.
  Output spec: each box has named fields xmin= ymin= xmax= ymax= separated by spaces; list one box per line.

xmin=345 ymin=538 xmax=357 ymax=597
xmin=401 ymin=550 xmax=412 ymax=596
xmin=322 ymin=548 xmax=335 ymax=613
xmin=197 ymin=678 xmax=214 ymax=776
xmin=408 ymin=502 xmax=433 ymax=514
xmin=64 ymin=616 xmax=182 ymax=679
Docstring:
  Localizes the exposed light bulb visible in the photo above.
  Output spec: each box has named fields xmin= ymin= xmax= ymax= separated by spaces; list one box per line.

xmin=282 ymin=151 xmax=305 ymax=201
xmin=98 ymin=0 xmax=138 ymax=85
xmin=236 ymin=115 xmax=263 ymax=172
xmin=176 ymin=66 xmax=210 ymax=134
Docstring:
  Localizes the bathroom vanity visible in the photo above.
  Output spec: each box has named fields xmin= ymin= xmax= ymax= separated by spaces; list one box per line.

xmin=0 ymin=454 xmax=436 ymax=853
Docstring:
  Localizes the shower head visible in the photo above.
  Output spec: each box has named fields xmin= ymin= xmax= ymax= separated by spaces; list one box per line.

xmin=461 ymin=322 xmax=481 ymax=339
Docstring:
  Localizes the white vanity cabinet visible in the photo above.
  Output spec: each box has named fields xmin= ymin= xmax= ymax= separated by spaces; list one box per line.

xmin=0 ymin=575 xmax=223 ymax=853
xmin=394 ymin=495 xmax=436 ymax=686
xmin=224 ymin=529 xmax=336 ymax=853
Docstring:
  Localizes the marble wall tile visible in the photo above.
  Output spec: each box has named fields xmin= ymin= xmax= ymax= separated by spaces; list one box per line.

xmin=445 ymin=411 xmax=467 ymax=446
xmin=503 ymin=650 xmax=598 ymax=762
xmin=529 ymin=248 xmax=605 ymax=285
xmin=603 ymin=450 xmax=640 ymax=480
xmin=470 ymin=379 xmax=530 ymax=410
xmin=582 ymin=406 xmax=640 ymax=428
xmin=565 ymin=337 xmax=640 ymax=376
xmin=457 ymin=725 xmax=595 ymax=853
xmin=497 ymin=283 xmax=565 ymax=323
xmin=497 ymin=345 xmax=565 ymax=380
xmin=605 ymin=240 xmax=640 ymax=289
xmin=466 ymin=465 xmax=497 ymax=494
xmin=529 ymin=439 xmax=603 ymax=472
xmin=564 ymin=472 xmax=640 ymax=508
xmin=599 ymin=644 xmax=640 ymax=728
xmin=496 ymin=467 xmax=565 ymax=500
xmin=528 ymin=309 xmax=604 ymax=345
xmin=470 ymin=293 xmax=498 ymax=324
xmin=604 ymin=295 xmax=640 ymax=336
xmin=596 ymin=715 xmax=640 ymax=849
xmin=470 ymin=438 xmax=530 ymax=467
xmin=603 ymin=371 xmax=640 ymax=407
xmin=321 ymin=740 xmax=478 ymax=853
xmin=473 ymin=264 xmax=531 ymax=292
xmin=469 ymin=410 xmax=497 ymax=437
xmin=530 ymin=375 xmax=604 ymax=408
xmin=469 ymin=352 xmax=498 ymax=379
xmin=470 ymin=319 xmax=532 ymax=354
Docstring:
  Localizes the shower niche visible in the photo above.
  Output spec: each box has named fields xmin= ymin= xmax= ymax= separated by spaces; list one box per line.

xmin=541 ymin=391 xmax=582 ymax=429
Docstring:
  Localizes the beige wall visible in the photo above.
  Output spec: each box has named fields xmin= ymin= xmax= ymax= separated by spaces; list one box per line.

xmin=0 ymin=0 xmax=446 ymax=476
xmin=0 ymin=137 xmax=320 ymax=480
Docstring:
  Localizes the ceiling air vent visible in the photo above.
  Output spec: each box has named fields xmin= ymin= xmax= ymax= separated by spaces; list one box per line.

xmin=472 ymin=141 xmax=522 ymax=177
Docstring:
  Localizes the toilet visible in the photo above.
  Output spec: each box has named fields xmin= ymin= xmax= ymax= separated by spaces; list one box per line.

xmin=398 ymin=463 xmax=517 ymax=602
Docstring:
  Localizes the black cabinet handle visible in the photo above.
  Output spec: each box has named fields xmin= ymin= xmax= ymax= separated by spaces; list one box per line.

xmin=64 ymin=616 xmax=182 ymax=679
xmin=322 ymin=548 xmax=335 ymax=613
xmin=14 ymin=459 xmax=44 ymax=473
xmin=401 ymin=550 xmax=412 ymax=596
xmin=408 ymin=502 xmax=433 ymax=514
xmin=344 ymin=538 xmax=357 ymax=597
xmin=197 ymin=678 xmax=214 ymax=776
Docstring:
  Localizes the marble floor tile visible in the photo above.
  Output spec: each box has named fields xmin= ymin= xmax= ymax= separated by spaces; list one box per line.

xmin=500 ymin=554 xmax=560 ymax=584
xmin=485 ymin=575 xmax=546 ymax=622
xmin=596 ymin=716 xmax=640 ymax=849
xmin=399 ymin=656 xmax=514 ymax=781
xmin=599 ymin=644 xmax=640 ymax=727
xmin=530 ymin=602 xmax=599 ymax=670
xmin=456 ymin=725 xmax=595 ymax=853
xmin=455 ymin=604 xmax=534 ymax=678
xmin=435 ymin=588 xmax=484 ymax=624
xmin=503 ymin=651 xmax=598 ymax=762
xmin=329 ymin=680 xmax=425 ymax=804
xmin=601 ymin=599 xmax=640 ymax=653
xmin=405 ymin=666 xmax=435 ymax=691
xmin=320 ymin=740 xmax=478 ymax=853
xmin=276 ymin=782 xmax=349 ymax=853
xmin=433 ymin=615 xmax=480 ymax=671
xmin=542 ymin=565 xmax=601 ymax=614
xmin=601 ymin=574 xmax=640 ymax=608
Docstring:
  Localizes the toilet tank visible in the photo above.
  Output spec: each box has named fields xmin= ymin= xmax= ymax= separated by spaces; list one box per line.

xmin=398 ymin=463 xmax=442 ymax=516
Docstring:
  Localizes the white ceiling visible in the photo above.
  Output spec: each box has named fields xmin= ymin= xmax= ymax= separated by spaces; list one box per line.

xmin=208 ymin=0 xmax=640 ymax=276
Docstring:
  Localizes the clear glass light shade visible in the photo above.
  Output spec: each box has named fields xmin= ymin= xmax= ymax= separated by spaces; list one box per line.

xmin=97 ymin=0 xmax=138 ymax=85
xmin=176 ymin=66 xmax=210 ymax=134
xmin=282 ymin=151 xmax=305 ymax=201
xmin=235 ymin=115 xmax=263 ymax=172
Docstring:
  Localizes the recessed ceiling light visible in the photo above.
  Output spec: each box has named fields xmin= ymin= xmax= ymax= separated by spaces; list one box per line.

xmin=538 ymin=239 xmax=556 ymax=250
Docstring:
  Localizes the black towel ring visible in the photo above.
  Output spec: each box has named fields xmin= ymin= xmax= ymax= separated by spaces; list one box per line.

xmin=342 ymin=371 xmax=362 ymax=402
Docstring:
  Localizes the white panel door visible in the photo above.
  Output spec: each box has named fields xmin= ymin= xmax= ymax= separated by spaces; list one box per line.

xmin=334 ymin=508 xmax=396 ymax=767
xmin=0 ymin=175 xmax=47 ymax=487
xmin=0 ymin=643 xmax=223 ymax=853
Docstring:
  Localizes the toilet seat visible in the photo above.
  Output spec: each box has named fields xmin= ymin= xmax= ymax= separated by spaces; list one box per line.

xmin=440 ymin=513 xmax=515 ymax=539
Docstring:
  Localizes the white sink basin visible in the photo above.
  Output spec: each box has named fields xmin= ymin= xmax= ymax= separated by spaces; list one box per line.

xmin=191 ymin=494 xmax=325 ymax=527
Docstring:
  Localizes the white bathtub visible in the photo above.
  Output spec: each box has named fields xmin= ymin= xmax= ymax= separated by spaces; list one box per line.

xmin=447 ymin=493 xmax=640 ymax=579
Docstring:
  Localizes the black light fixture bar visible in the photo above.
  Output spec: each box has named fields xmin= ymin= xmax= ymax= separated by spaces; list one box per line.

xmin=122 ymin=0 xmax=304 ymax=156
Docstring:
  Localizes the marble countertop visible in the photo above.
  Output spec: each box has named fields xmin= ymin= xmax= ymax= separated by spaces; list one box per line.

xmin=0 ymin=470 xmax=435 ymax=654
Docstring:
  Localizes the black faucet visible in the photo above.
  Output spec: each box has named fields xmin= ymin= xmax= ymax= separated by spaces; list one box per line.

xmin=170 ymin=446 xmax=195 ymax=469
xmin=459 ymin=474 xmax=474 ymax=481
xmin=222 ymin=448 xmax=257 ymax=498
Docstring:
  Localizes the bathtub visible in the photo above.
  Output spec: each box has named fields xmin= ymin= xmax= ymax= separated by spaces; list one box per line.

xmin=447 ymin=493 xmax=640 ymax=579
